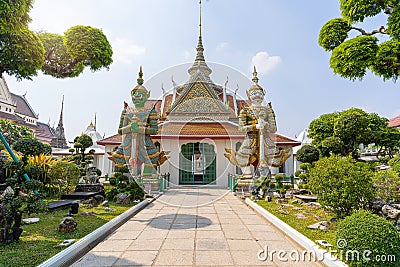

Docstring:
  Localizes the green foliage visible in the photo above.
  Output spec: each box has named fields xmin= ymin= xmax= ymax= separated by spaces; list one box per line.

xmin=330 ymin=36 xmax=378 ymax=80
xmin=388 ymin=156 xmax=400 ymax=173
xmin=309 ymin=108 xmax=397 ymax=158
xmin=0 ymin=1 xmax=113 ymax=80
xmin=64 ymin=26 xmax=113 ymax=72
xmin=340 ymin=0 xmax=386 ymax=22
xmin=12 ymin=138 xmax=50 ymax=164
xmin=299 ymin=162 xmax=311 ymax=171
xmin=294 ymin=170 xmax=301 ymax=177
xmin=274 ymin=174 xmax=284 ymax=181
xmin=320 ymin=136 xmax=343 ymax=157
xmin=320 ymin=0 xmax=400 ymax=81
xmin=387 ymin=7 xmax=400 ymax=38
xmin=372 ymin=39 xmax=400 ymax=81
xmin=47 ymin=161 xmax=80 ymax=197
xmin=296 ymin=145 xmax=320 ymax=163
xmin=308 ymin=155 xmax=375 ymax=218
xmin=373 ymin=170 xmax=400 ymax=202
xmin=38 ymin=32 xmax=84 ymax=78
xmin=336 ymin=210 xmax=400 ymax=266
xmin=319 ymin=18 xmax=351 ymax=51
xmin=0 ymin=27 xmax=45 ymax=80
xmin=0 ymin=120 xmax=33 ymax=150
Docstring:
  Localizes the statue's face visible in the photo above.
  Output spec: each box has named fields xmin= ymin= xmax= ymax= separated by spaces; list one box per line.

xmin=131 ymin=89 xmax=147 ymax=107
xmin=249 ymin=89 xmax=264 ymax=105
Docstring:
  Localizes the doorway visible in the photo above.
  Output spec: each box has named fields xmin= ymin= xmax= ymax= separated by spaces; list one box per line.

xmin=179 ymin=142 xmax=216 ymax=185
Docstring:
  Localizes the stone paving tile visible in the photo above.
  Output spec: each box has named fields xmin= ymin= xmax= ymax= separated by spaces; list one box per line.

xmin=167 ymin=229 xmax=196 ymax=239
xmin=227 ymin=239 xmax=262 ymax=250
xmin=231 ymin=250 xmax=275 ymax=266
xmin=113 ymin=250 xmax=157 ymax=266
xmin=106 ymin=230 xmax=141 ymax=240
xmin=71 ymin=251 xmax=121 ymax=267
xmin=154 ymin=249 xmax=194 ymax=266
xmin=127 ymin=239 xmax=164 ymax=250
xmin=196 ymin=230 xmax=225 ymax=239
xmin=71 ymin=187 xmax=321 ymax=266
xmin=92 ymin=239 xmax=133 ymax=252
xmin=195 ymin=250 xmax=234 ymax=266
xmin=196 ymin=238 xmax=229 ymax=250
xmin=162 ymin=238 xmax=195 ymax=250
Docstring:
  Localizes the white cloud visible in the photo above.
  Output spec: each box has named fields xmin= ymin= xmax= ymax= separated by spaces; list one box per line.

xmin=112 ymin=38 xmax=146 ymax=64
xmin=250 ymin=51 xmax=281 ymax=74
xmin=216 ymin=42 xmax=229 ymax=51
xmin=183 ymin=50 xmax=192 ymax=61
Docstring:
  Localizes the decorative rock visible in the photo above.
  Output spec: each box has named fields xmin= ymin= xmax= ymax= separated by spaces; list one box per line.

xmin=101 ymin=200 xmax=109 ymax=206
xmin=382 ymin=205 xmax=400 ymax=219
xmin=281 ymin=204 xmax=294 ymax=208
xmin=275 ymin=199 xmax=288 ymax=204
xmin=58 ymin=217 xmax=77 ymax=233
xmin=306 ymin=202 xmax=321 ymax=209
xmin=295 ymin=213 xmax=306 ymax=219
xmin=116 ymin=193 xmax=131 ymax=204
xmin=58 ymin=239 xmax=75 ymax=247
xmin=0 ymin=186 xmax=14 ymax=200
xmin=307 ymin=221 xmax=330 ymax=231
xmin=314 ymin=215 xmax=322 ymax=221
xmin=22 ymin=218 xmax=40 ymax=224
xmin=272 ymin=192 xmax=281 ymax=198
xmin=94 ymin=194 xmax=105 ymax=205
xmin=265 ymin=195 xmax=272 ymax=202
xmin=316 ymin=239 xmax=333 ymax=248
xmin=372 ymin=197 xmax=385 ymax=212
xmin=80 ymin=212 xmax=95 ymax=216
xmin=279 ymin=209 xmax=290 ymax=214
xmin=105 ymin=207 xmax=116 ymax=212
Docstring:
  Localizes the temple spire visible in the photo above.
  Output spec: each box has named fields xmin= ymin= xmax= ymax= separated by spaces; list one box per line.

xmin=199 ymin=0 xmax=202 ymax=38
xmin=188 ymin=0 xmax=211 ymax=77
xmin=50 ymin=95 xmax=68 ymax=149
xmin=252 ymin=66 xmax=259 ymax=85
xmin=58 ymin=95 xmax=64 ymax=127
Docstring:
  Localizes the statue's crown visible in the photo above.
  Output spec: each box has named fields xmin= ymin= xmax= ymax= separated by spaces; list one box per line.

xmin=131 ymin=66 xmax=150 ymax=97
xmin=246 ymin=66 xmax=265 ymax=99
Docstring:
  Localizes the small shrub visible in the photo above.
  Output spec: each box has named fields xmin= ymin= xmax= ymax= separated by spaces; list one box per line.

xmin=274 ymin=174 xmax=284 ymax=181
xmin=373 ymin=170 xmax=400 ymax=202
xmin=106 ymin=187 xmax=119 ymax=201
xmin=308 ymin=155 xmax=375 ymax=218
xmin=336 ymin=210 xmax=400 ymax=267
xmin=296 ymin=144 xmax=320 ymax=163
xmin=109 ymin=177 xmax=117 ymax=186
xmin=294 ymin=170 xmax=302 ymax=177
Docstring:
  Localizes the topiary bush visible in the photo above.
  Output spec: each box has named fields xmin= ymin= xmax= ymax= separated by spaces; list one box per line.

xmin=296 ymin=144 xmax=320 ymax=163
xmin=373 ymin=170 xmax=400 ymax=203
xmin=308 ymin=155 xmax=375 ymax=218
xmin=336 ymin=210 xmax=400 ymax=267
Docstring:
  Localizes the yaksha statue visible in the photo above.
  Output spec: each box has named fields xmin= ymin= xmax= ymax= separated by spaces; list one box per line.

xmin=224 ymin=67 xmax=290 ymax=176
xmin=109 ymin=67 xmax=167 ymax=176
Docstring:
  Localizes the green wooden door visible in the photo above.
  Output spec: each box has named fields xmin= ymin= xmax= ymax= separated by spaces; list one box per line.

xmin=202 ymin=143 xmax=216 ymax=184
xmin=179 ymin=143 xmax=194 ymax=184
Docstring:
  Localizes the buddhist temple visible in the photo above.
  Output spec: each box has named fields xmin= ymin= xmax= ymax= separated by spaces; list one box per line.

xmin=0 ymin=75 xmax=55 ymax=144
xmin=98 ymin=3 xmax=300 ymax=186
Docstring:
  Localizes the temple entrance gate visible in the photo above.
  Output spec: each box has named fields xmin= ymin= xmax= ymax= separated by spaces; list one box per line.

xmin=179 ymin=142 xmax=216 ymax=185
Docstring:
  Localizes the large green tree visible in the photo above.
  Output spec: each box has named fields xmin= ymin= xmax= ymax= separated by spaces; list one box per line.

xmin=0 ymin=120 xmax=34 ymax=150
xmin=309 ymin=107 xmax=400 ymax=158
xmin=0 ymin=0 xmax=113 ymax=80
xmin=319 ymin=0 xmax=400 ymax=81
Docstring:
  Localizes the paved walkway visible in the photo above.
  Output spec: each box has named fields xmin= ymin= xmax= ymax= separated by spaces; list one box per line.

xmin=72 ymin=187 xmax=322 ymax=266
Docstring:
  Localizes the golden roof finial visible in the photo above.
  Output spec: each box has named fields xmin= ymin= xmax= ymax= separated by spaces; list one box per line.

xmin=137 ymin=66 xmax=144 ymax=85
xmin=252 ymin=66 xmax=259 ymax=84
xmin=199 ymin=0 xmax=202 ymax=37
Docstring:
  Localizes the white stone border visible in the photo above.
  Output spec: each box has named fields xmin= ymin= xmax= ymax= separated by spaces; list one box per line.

xmin=38 ymin=199 xmax=150 ymax=267
xmin=245 ymin=198 xmax=348 ymax=267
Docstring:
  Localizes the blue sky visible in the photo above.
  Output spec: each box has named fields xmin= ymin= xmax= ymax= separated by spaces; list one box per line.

xmin=5 ymin=0 xmax=399 ymax=141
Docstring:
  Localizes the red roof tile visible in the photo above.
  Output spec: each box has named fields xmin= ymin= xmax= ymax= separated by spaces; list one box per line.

xmin=388 ymin=115 xmax=400 ymax=127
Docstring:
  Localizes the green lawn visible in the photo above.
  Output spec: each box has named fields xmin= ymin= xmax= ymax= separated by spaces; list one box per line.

xmin=257 ymin=199 xmax=338 ymax=248
xmin=0 ymin=202 xmax=132 ymax=267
